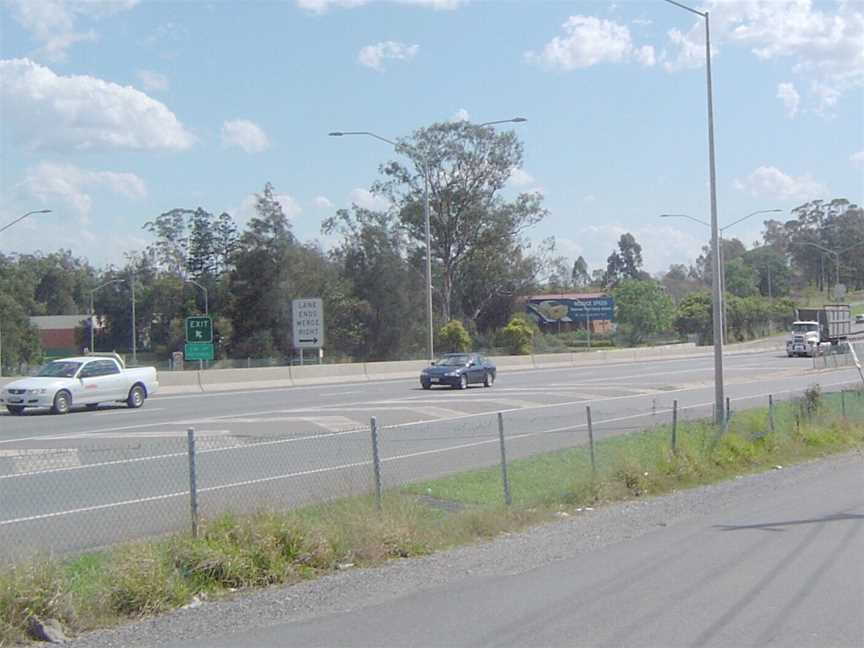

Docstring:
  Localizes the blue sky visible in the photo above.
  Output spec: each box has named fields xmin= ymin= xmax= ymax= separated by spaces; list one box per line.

xmin=1 ymin=0 xmax=862 ymax=274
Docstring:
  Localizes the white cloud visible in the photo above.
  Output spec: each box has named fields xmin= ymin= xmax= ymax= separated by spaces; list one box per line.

xmin=232 ymin=191 xmax=302 ymax=226
xmin=452 ymin=108 xmax=471 ymax=122
xmin=313 ymin=196 xmax=334 ymax=209
xmin=358 ymin=41 xmax=419 ymax=71
xmin=19 ymin=162 xmax=146 ymax=225
xmin=507 ymin=168 xmax=535 ymax=188
xmin=734 ymin=165 xmax=827 ymax=201
xmin=349 ymin=188 xmax=391 ymax=211
xmin=584 ymin=194 xmax=597 ymax=203
xmin=136 ymin=69 xmax=169 ymax=92
xmin=221 ymin=119 xmax=271 ymax=154
xmin=850 ymin=151 xmax=864 ymax=167
xmin=632 ymin=18 xmax=653 ymax=26
xmin=662 ymin=1 xmax=864 ymax=108
xmin=298 ymin=0 xmax=462 ymax=12
xmin=525 ymin=16 xmax=656 ymax=70
xmin=8 ymin=0 xmax=138 ymax=62
xmin=777 ymin=82 xmax=800 ymax=118
xmin=1 ymin=58 xmax=194 ymax=153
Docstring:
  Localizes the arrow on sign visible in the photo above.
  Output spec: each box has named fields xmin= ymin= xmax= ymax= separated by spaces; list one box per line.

xmin=299 ymin=338 xmax=319 ymax=344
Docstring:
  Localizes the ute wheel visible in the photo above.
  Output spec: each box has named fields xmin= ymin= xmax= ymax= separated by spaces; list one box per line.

xmin=51 ymin=391 xmax=71 ymax=415
xmin=483 ymin=372 xmax=494 ymax=388
xmin=127 ymin=384 xmax=146 ymax=409
xmin=6 ymin=406 xmax=25 ymax=415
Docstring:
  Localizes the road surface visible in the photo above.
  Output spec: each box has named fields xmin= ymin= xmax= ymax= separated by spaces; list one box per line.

xmin=70 ymin=452 xmax=864 ymax=648
xmin=1 ymin=349 xmax=861 ymax=557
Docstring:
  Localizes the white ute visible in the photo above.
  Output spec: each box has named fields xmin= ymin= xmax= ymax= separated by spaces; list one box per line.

xmin=1 ymin=354 xmax=159 ymax=415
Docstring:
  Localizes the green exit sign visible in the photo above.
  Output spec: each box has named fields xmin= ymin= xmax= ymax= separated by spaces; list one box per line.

xmin=185 ymin=316 xmax=212 ymax=343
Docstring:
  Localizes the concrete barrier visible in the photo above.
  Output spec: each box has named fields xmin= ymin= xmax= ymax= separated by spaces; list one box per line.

xmin=365 ymin=360 xmax=428 ymax=380
xmin=0 ymin=339 xmax=787 ymax=398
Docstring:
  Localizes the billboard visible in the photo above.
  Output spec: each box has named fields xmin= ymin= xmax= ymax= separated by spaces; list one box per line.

xmin=527 ymin=296 xmax=615 ymax=324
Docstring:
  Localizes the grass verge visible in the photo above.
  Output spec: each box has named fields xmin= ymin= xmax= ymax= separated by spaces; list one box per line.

xmin=1 ymin=388 xmax=863 ymax=644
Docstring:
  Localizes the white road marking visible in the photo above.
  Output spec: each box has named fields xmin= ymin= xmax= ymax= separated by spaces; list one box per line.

xmin=93 ymin=408 xmax=165 ymax=416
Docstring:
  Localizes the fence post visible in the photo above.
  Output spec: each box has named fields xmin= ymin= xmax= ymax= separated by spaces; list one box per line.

xmin=370 ymin=417 xmax=383 ymax=510
xmin=586 ymin=405 xmax=596 ymax=477
xmin=186 ymin=427 xmax=199 ymax=539
xmin=671 ymin=400 xmax=678 ymax=452
xmin=497 ymin=412 xmax=512 ymax=506
xmin=768 ymin=394 xmax=775 ymax=434
xmin=841 ymin=390 xmax=847 ymax=419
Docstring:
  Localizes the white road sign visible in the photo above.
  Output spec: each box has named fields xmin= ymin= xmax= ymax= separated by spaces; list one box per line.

xmin=292 ymin=298 xmax=324 ymax=349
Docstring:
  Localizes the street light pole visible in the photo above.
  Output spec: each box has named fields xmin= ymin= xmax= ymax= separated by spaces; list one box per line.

xmin=329 ymin=118 xmax=526 ymax=363
xmin=0 ymin=209 xmax=52 ymax=234
xmin=662 ymin=0 xmax=723 ymax=422
xmin=186 ymin=279 xmax=209 ymax=316
xmin=660 ymin=209 xmax=783 ymax=345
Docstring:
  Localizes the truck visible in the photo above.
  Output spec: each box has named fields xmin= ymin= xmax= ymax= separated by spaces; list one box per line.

xmin=0 ymin=353 xmax=159 ymax=415
xmin=786 ymin=304 xmax=852 ymax=358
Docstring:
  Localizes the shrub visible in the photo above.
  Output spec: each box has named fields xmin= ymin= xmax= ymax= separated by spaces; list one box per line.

xmin=498 ymin=317 xmax=534 ymax=355
xmin=437 ymin=321 xmax=471 ymax=353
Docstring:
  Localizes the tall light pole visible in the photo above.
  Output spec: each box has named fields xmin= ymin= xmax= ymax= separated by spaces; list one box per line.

xmin=662 ymin=0 xmax=724 ymax=422
xmin=329 ymin=117 xmax=526 ymax=363
xmin=186 ymin=279 xmax=209 ymax=316
xmin=0 ymin=209 xmax=52 ymax=234
xmin=0 ymin=209 xmax=52 ymax=376
xmin=661 ymin=209 xmax=783 ymax=342
xmin=89 ymin=279 xmax=125 ymax=353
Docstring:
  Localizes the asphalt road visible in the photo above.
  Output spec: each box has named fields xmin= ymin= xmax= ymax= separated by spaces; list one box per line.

xmin=68 ymin=451 xmax=864 ymax=648
xmin=1 ymin=349 xmax=861 ymax=557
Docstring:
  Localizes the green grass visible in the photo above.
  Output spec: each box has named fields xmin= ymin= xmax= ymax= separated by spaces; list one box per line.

xmin=2 ymin=388 xmax=863 ymax=645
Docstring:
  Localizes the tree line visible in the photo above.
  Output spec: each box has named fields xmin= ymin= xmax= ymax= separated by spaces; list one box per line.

xmin=1 ymin=120 xmax=860 ymax=369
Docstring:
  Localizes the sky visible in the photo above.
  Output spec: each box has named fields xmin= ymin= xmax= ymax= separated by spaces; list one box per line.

xmin=1 ymin=0 xmax=862 ymax=275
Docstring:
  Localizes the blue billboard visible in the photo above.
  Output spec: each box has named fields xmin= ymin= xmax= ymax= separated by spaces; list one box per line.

xmin=527 ymin=296 xmax=615 ymax=324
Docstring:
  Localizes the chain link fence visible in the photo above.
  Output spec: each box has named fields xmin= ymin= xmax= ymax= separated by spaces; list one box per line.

xmin=2 ymin=380 xmax=863 ymax=561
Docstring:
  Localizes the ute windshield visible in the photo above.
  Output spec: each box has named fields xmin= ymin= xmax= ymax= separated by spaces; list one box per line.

xmin=437 ymin=354 xmax=470 ymax=366
xmin=792 ymin=323 xmax=819 ymax=333
xmin=37 ymin=361 xmax=82 ymax=378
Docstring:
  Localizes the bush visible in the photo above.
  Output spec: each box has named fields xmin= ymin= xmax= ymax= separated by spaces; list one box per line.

xmin=437 ymin=321 xmax=471 ymax=353
xmin=498 ymin=317 xmax=534 ymax=355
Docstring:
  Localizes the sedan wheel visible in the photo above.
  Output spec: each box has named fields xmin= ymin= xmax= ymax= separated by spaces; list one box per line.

xmin=51 ymin=391 xmax=71 ymax=415
xmin=483 ymin=372 xmax=494 ymax=388
xmin=459 ymin=374 xmax=468 ymax=390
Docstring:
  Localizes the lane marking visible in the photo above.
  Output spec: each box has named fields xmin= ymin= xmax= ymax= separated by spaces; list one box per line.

xmin=6 ymin=375 xmax=850 ymax=526
xmin=93 ymin=408 xmax=165 ymax=417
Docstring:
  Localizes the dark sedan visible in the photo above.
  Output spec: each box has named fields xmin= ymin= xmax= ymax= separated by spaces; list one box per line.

xmin=419 ymin=353 xmax=496 ymax=390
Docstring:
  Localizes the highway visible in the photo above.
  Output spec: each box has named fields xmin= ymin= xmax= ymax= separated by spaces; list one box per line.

xmin=157 ymin=452 xmax=864 ymax=648
xmin=1 ymin=349 xmax=861 ymax=558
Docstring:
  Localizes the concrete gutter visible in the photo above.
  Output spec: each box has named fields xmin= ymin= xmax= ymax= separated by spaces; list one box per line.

xmin=0 ymin=340 xmax=786 ymax=396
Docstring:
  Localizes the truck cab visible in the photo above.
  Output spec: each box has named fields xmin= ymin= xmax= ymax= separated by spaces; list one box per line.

xmin=787 ymin=321 xmax=824 ymax=357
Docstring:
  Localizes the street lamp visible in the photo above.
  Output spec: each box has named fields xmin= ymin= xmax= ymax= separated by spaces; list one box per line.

xmin=0 ymin=209 xmax=53 ymax=376
xmin=185 ymin=279 xmax=209 ymax=316
xmin=660 ymin=209 xmax=783 ymax=343
xmin=329 ymin=117 xmax=527 ymax=363
xmin=89 ymin=280 xmax=125 ymax=353
xmin=0 ymin=209 xmax=52 ymax=234
xmin=790 ymin=241 xmax=864 ymax=291
xmin=662 ymin=0 xmax=724 ymax=423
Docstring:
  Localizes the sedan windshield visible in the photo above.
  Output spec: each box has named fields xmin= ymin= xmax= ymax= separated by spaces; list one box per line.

xmin=437 ymin=355 xmax=470 ymax=366
xmin=37 ymin=361 xmax=82 ymax=378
